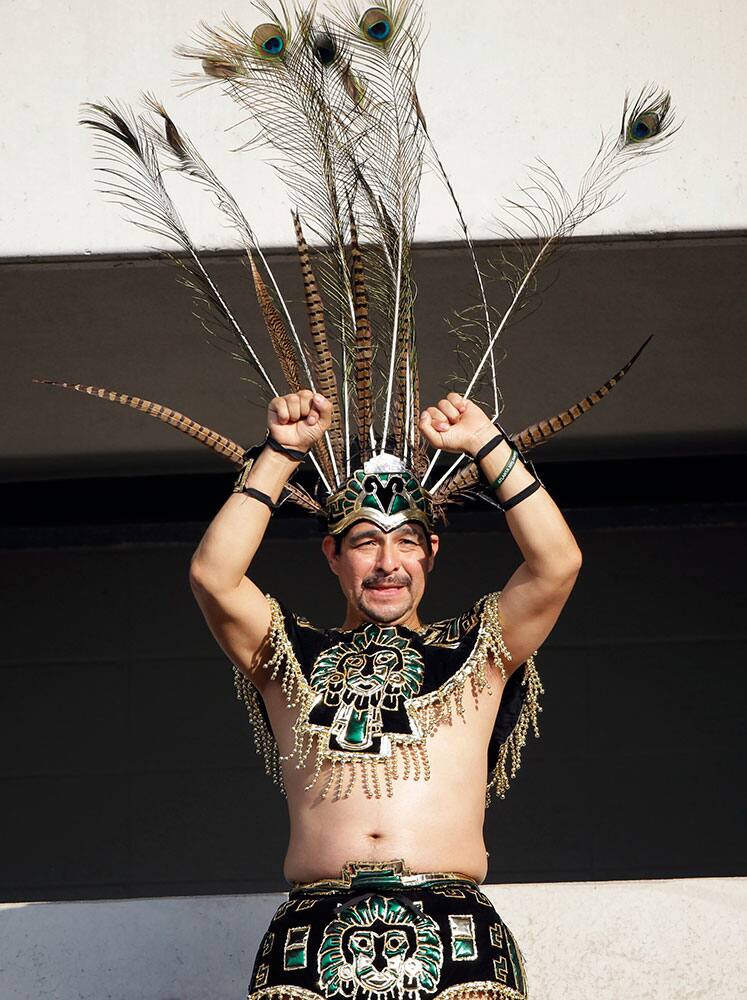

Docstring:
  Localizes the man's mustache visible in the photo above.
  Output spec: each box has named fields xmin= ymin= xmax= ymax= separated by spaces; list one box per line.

xmin=363 ymin=574 xmax=411 ymax=588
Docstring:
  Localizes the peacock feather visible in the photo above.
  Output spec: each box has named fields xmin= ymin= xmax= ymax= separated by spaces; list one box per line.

xmin=35 ymin=4 xmax=678 ymax=517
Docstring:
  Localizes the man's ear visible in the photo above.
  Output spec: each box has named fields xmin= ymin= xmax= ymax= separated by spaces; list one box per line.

xmin=321 ymin=534 xmax=339 ymax=576
xmin=427 ymin=533 xmax=440 ymax=572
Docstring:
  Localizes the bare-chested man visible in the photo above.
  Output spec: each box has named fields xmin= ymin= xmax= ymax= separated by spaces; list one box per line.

xmin=189 ymin=388 xmax=581 ymax=1000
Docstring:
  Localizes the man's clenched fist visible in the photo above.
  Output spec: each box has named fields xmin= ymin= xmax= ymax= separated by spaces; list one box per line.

xmin=419 ymin=392 xmax=494 ymax=456
xmin=268 ymin=390 xmax=332 ymax=453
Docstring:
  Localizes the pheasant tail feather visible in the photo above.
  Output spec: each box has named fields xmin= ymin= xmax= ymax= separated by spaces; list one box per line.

xmin=247 ymin=251 xmax=303 ymax=393
xmin=349 ymin=210 xmax=374 ymax=462
xmin=32 ymin=378 xmax=324 ymax=514
xmin=511 ymin=335 xmax=653 ymax=453
xmin=432 ymin=336 xmax=654 ymax=504
xmin=32 ymin=379 xmax=246 ymax=462
xmin=292 ymin=211 xmax=345 ymax=477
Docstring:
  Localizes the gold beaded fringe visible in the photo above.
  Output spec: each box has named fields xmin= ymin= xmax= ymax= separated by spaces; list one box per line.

xmin=232 ymin=592 xmax=542 ymax=806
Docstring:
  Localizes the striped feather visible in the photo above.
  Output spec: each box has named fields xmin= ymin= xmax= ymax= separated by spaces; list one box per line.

xmin=32 ymin=379 xmax=246 ymax=462
xmin=431 ymin=459 xmax=479 ymax=506
xmin=432 ymin=336 xmax=653 ymax=505
xmin=348 ymin=210 xmax=374 ymax=462
xmin=292 ymin=211 xmax=345 ymax=478
xmin=392 ymin=318 xmax=410 ymax=455
xmin=409 ymin=357 xmax=429 ymax=478
xmin=511 ymin=335 xmax=653 ymax=453
xmin=32 ymin=378 xmax=325 ymax=515
xmin=247 ymin=250 xmax=303 ymax=393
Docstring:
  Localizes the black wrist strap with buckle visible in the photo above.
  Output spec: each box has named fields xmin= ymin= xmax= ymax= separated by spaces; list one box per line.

xmin=231 ymin=433 xmax=303 ymax=510
xmin=236 ymin=486 xmax=278 ymax=511
xmin=264 ymin=434 xmax=308 ymax=463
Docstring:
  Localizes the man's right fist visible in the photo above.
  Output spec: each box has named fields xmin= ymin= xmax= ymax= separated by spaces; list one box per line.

xmin=267 ymin=390 xmax=332 ymax=453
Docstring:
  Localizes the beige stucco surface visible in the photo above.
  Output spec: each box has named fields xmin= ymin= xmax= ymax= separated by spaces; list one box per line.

xmin=483 ymin=877 xmax=746 ymax=1000
xmin=1 ymin=877 xmax=744 ymax=1000
xmin=3 ymin=0 xmax=744 ymax=256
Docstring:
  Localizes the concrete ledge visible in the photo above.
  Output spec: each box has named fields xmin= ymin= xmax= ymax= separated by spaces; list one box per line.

xmin=1 ymin=878 xmax=744 ymax=1000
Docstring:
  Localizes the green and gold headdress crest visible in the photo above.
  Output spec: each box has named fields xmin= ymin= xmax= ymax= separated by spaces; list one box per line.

xmin=34 ymin=2 xmax=676 ymax=525
xmin=326 ymin=454 xmax=435 ymax=535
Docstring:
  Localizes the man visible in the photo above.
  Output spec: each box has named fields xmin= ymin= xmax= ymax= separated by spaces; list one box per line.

xmin=189 ymin=387 xmax=582 ymax=1000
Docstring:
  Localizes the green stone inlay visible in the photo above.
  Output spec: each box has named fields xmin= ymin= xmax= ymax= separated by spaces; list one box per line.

xmin=454 ymin=938 xmax=476 ymax=959
xmin=390 ymin=493 xmax=408 ymax=514
xmin=285 ymin=948 xmax=306 ymax=968
xmin=344 ymin=708 xmax=368 ymax=745
xmin=285 ymin=926 xmax=309 ymax=971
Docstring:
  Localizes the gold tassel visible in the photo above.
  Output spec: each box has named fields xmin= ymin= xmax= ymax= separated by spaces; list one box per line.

xmin=343 ymin=761 xmax=356 ymax=798
xmin=485 ymin=654 xmax=544 ymax=807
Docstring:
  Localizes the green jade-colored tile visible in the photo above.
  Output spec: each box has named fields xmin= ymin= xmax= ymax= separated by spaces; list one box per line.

xmin=285 ymin=948 xmax=307 ymax=969
xmin=454 ymin=938 xmax=476 ymax=959
xmin=344 ymin=709 xmax=368 ymax=745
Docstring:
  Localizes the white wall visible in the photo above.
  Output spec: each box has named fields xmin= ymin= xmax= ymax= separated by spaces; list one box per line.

xmin=2 ymin=878 xmax=745 ymax=1000
xmin=2 ymin=0 xmax=744 ymax=257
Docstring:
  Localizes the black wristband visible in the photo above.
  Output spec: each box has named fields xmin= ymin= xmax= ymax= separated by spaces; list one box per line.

xmin=473 ymin=430 xmax=510 ymax=465
xmin=236 ymin=486 xmax=278 ymax=511
xmin=265 ymin=435 xmax=308 ymax=463
xmin=498 ymin=478 xmax=542 ymax=512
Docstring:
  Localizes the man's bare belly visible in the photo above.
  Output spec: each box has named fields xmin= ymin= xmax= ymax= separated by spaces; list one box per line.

xmin=260 ymin=665 xmax=506 ymax=886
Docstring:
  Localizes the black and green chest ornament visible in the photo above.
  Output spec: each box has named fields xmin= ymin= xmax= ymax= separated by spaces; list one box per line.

xmin=309 ymin=625 xmax=425 ymax=754
xmin=232 ymin=591 xmax=543 ymax=807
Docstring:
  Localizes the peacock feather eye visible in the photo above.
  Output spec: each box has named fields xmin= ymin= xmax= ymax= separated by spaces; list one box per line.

xmin=314 ymin=32 xmax=336 ymax=65
xmin=360 ymin=7 xmax=392 ymax=43
xmin=628 ymin=111 xmax=661 ymax=142
xmin=252 ymin=22 xmax=287 ymax=58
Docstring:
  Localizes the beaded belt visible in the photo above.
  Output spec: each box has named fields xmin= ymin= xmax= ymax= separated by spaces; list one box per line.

xmin=288 ymin=858 xmax=480 ymax=895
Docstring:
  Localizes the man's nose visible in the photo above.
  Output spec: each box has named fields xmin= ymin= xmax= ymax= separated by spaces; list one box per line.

xmin=376 ymin=540 xmax=400 ymax=574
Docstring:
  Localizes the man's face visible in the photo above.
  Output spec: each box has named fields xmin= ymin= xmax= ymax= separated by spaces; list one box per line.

xmin=322 ymin=521 xmax=439 ymax=626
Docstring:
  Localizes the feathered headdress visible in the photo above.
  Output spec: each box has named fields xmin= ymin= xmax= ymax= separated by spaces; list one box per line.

xmin=34 ymin=1 xmax=678 ymax=531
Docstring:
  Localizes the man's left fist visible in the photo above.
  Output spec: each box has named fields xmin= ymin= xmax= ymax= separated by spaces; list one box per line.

xmin=418 ymin=393 xmax=494 ymax=456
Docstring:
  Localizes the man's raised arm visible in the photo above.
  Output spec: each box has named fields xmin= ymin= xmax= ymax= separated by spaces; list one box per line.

xmin=419 ymin=392 xmax=582 ymax=675
xmin=188 ymin=390 xmax=331 ymax=679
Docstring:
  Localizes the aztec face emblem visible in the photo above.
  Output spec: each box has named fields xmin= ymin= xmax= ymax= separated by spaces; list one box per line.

xmin=318 ymin=894 xmax=443 ymax=1000
xmin=309 ymin=628 xmax=424 ymax=753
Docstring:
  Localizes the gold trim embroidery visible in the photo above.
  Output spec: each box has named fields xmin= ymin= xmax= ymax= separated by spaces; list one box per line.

xmin=437 ymin=983 xmax=526 ymax=1000
xmin=247 ymin=986 xmax=526 ymax=1000
xmin=248 ymin=987 xmax=321 ymax=1000
xmin=232 ymin=592 xmax=542 ymax=807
